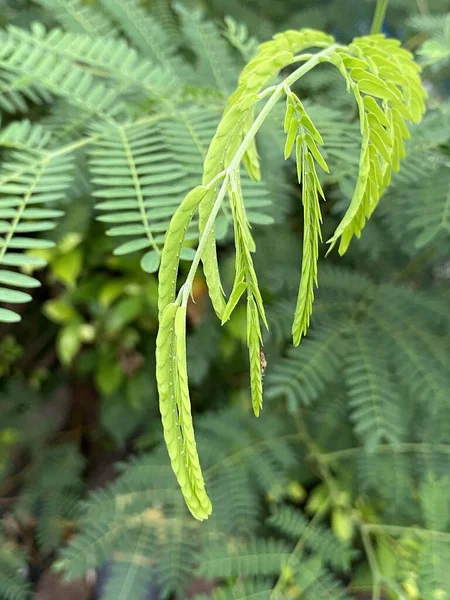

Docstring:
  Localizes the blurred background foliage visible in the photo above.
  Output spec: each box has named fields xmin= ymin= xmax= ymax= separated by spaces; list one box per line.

xmin=0 ymin=0 xmax=448 ymax=599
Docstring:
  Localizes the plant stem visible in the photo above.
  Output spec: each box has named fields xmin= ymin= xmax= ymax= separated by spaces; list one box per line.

xmin=270 ymin=495 xmax=330 ymax=600
xmin=360 ymin=524 xmax=382 ymax=600
xmin=370 ymin=0 xmax=389 ymax=34
xmin=294 ymin=409 xmax=339 ymax=496
xmin=320 ymin=442 xmax=450 ymax=463
xmin=416 ymin=0 xmax=429 ymax=15
xmin=364 ymin=523 xmax=450 ymax=542
xmin=180 ymin=44 xmax=338 ymax=307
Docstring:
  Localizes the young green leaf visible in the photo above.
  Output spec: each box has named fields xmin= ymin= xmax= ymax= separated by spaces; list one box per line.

xmin=247 ymin=295 xmax=263 ymax=416
xmin=158 ymin=185 xmax=208 ymax=317
xmin=292 ymin=169 xmax=322 ymax=345
xmin=174 ymin=306 xmax=212 ymax=519
xmin=156 ymin=302 xmax=211 ymax=520
xmin=222 ymin=280 xmax=247 ymax=324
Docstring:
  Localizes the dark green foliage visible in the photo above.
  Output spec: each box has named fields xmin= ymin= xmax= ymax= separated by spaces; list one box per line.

xmin=0 ymin=536 xmax=30 ymax=600
xmin=18 ymin=443 xmax=84 ymax=553
xmin=267 ymin=505 xmax=356 ymax=571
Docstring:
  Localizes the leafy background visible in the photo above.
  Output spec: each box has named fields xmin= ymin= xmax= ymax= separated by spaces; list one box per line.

xmin=0 ymin=0 xmax=448 ymax=599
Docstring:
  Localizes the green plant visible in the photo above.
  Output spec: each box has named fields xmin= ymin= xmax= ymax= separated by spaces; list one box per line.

xmin=156 ymin=26 xmax=426 ymax=518
xmin=0 ymin=1 xmax=448 ymax=599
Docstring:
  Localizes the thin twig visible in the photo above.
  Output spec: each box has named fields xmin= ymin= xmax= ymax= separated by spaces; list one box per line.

xmin=370 ymin=0 xmax=390 ymax=35
xmin=360 ymin=524 xmax=383 ymax=600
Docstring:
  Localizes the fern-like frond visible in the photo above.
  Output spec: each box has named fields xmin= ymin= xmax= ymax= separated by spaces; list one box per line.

xmin=416 ymin=476 xmax=450 ymax=600
xmin=367 ymin=303 xmax=450 ymax=414
xmin=292 ymin=558 xmax=352 ymax=600
xmin=56 ymin=513 xmax=153 ymax=580
xmin=213 ymin=465 xmax=261 ymax=535
xmin=196 ymin=538 xmax=292 ymax=578
xmin=98 ymin=527 xmax=199 ymax=600
xmin=413 ymin=13 xmax=450 ymax=70
xmin=197 ymin=408 xmax=298 ymax=531
xmin=0 ymin=537 xmax=30 ymax=600
xmin=321 ymin=443 xmax=450 ymax=524
xmin=60 ymin=411 xmax=296 ymax=543
xmin=176 ymin=4 xmax=238 ymax=93
xmin=42 ymin=100 xmax=101 ymax=146
xmin=388 ymin=107 xmax=450 ymax=188
xmin=193 ymin=579 xmax=273 ymax=600
xmin=91 ymin=119 xmax=189 ymax=270
xmin=419 ymin=538 xmax=450 ymax=600
xmin=223 ymin=16 xmax=259 ymax=61
xmin=317 ymin=264 xmax=373 ymax=300
xmin=56 ymin=477 xmax=190 ymax=585
xmin=18 ymin=443 xmax=84 ymax=553
xmin=358 ymin=450 xmax=415 ymax=516
xmin=376 ymin=106 xmax=450 ymax=255
xmin=149 ymin=0 xmax=179 ymax=41
xmin=266 ymin=324 xmax=347 ymax=409
xmin=0 ymin=23 xmax=128 ymax=120
xmin=265 ymin=263 xmax=372 ymax=344
xmin=161 ymin=106 xmax=274 ymax=233
xmin=307 ymin=389 xmax=354 ymax=454
xmin=283 ymin=91 xmax=328 ymax=344
xmin=373 ymin=283 xmax=450 ymax=332
xmin=160 ymin=105 xmax=222 ymax=187
xmin=327 ymin=35 xmax=427 ymax=254
xmin=4 ymin=23 xmax=174 ymax=109
xmin=98 ymin=0 xmax=186 ymax=82
xmin=254 ymin=226 xmax=303 ymax=298
xmin=0 ymin=69 xmax=52 ymax=114
xmin=388 ymin=166 xmax=450 ymax=250
xmin=197 ymin=526 xmax=352 ymax=600
xmin=421 ymin=474 xmax=450 ymax=531
xmin=207 ymin=0 xmax=274 ymax=41
xmin=155 ymin=32 xmax=426 ymax=499
xmin=97 ymin=528 xmax=158 ymax=600
xmin=344 ymin=325 xmax=404 ymax=451
xmin=0 ymin=121 xmax=74 ymax=322
xmin=267 ymin=505 xmax=356 ymax=571
xmin=0 ymin=120 xmax=53 ymax=150
xmin=58 ymin=408 xmax=298 ymax=592
xmin=301 ymin=102 xmax=361 ymax=188
xmin=33 ymin=0 xmax=118 ymax=36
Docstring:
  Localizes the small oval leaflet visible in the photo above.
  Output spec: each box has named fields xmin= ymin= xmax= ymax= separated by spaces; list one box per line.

xmin=141 ymin=250 xmax=161 ymax=273
xmin=180 ymin=247 xmax=196 ymax=261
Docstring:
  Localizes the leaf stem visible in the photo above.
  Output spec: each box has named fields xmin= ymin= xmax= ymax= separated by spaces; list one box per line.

xmin=0 ymin=160 xmax=47 ymax=265
xmin=364 ymin=523 xmax=450 ymax=543
xmin=359 ymin=524 xmax=383 ymax=600
xmin=370 ymin=0 xmax=390 ymax=34
xmin=119 ymin=126 xmax=160 ymax=255
xmin=320 ymin=442 xmax=450 ymax=462
xmin=416 ymin=0 xmax=429 ymax=15
xmin=270 ymin=497 xmax=329 ymax=599
xmin=180 ymin=44 xmax=338 ymax=307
